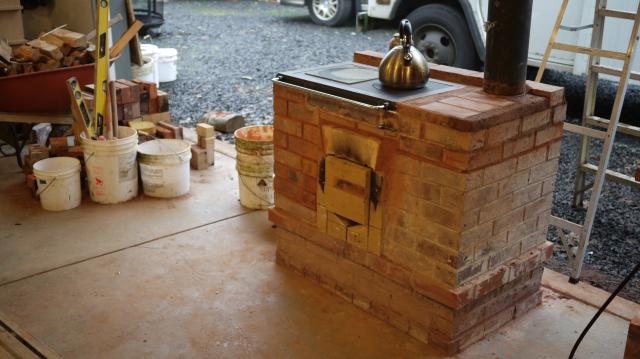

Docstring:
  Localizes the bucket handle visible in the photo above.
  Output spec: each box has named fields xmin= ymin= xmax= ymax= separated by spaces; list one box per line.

xmin=35 ymin=177 xmax=57 ymax=197
xmin=239 ymin=175 xmax=274 ymax=207
xmin=157 ymin=140 xmax=191 ymax=163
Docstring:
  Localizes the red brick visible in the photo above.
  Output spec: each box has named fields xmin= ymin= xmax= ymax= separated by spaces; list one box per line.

xmin=512 ymin=182 xmax=543 ymax=208
xmin=468 ymin=146 xmax=503 ymax=170
xmin=483 ymin=158 xmax=516 ymax=184
xmin=273 ymin=130 xmax=288 ymax=149
xmin=275 ymin=147 xmax=302 ymax=170
xmin=503 ymin=134 xmax=534 ymax=158
xmin=521 ymin=109 xmax=551 ymax=133
xmin=534 ymin=123 xmax=563 ymax=147
xmin=552 ymin=103 xmax=567 ymax=124
xmin=524 ymin=193 xmax=553 ymax=219
xmin=487 ymin=119 xmax=520 ymax=146
xmin=288 ymin=136 xmax=320 ymax=160
xmin=516 ymin=146 xmax=547 ymax=171
xmin=274 ymin=97 xmax=287 ymax=115
xmin=529 ymin=158 xmax=559 ymax=184
xmin=303 ymin=124 xmax=321 ymax=145
xmin=301 ymin=158 xmax=318 ymax=178
xmin=275 ymin=115 xmax=303 ymax=137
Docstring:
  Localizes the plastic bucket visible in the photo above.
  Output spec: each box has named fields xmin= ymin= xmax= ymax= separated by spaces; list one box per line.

xmin=137 ymin=139 xmax=192 ymax=198
xmin=131 ymin=56 xmax=155 ymax=84
xmin=33 ymin=157 xmax=82 ymax=211
xmin=234 ymin=125 xmax=274 ymax=209
xmin=80 ymin=126 xmax=139 ymax=204
xmin=157 ymin=47 xmax=178 ymax=83
xmin=140 ymin=43 xmax=160 ymax=86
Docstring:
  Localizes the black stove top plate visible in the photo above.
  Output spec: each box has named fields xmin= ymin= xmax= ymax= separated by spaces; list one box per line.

xmin=277 ymin=62 xmax=462 ymax=106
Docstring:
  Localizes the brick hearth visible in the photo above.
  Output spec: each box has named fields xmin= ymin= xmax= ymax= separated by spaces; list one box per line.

xmin=269 ymin=51 xmax=565 ymax=355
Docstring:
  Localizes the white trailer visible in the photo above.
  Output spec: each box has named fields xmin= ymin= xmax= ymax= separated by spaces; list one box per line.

xmin=282 ymin=0 xmax=640 ymax=78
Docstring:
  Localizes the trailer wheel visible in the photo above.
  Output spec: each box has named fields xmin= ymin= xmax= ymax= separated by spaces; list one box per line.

xmin=308 ymin=0 xmax=354 ymax=27
xmin=407 ymin=4 xmax=481 ymax=70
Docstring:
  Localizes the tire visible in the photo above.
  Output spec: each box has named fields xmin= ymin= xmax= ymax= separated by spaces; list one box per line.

xmin=307 ymin=0 xmax=354 ymax=27
xmin=406 ymin=4 xmax=481 ymax=70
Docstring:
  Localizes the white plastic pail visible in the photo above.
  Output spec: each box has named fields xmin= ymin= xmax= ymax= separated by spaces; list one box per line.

xmin=80 ymin=126 xmax=139 ymax=204
xmin=131 ymin=56 xmax=155 ymax=83
xmin=140 ymin=43 xmax=160 ymax=86
xmin=137 ymin=139 xmax=192 ymax=198
xmin=157 ymin=47 xmax=178 ymax=83
xmin=33 ymin=157 xmax=82 ymax=211
xmin=234 ymin=125 xmax=274 ymax=209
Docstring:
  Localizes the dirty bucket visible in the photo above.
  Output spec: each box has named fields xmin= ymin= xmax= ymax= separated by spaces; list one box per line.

xmin=80 ymin=126 xmax=139 ymax=204
xmin=137 ymin=139 xmax=192 ymax=198
xmin=157 ymin=47 xmax=178 ymax=82
xmin=234 ymin=125 xmax=274 ymax=209
xmin=32 ymin=157 xmax=82 ymax=211
xmin=140 ymin=43 xmax=160 ymax=86
xmin=131 ymin=55 xmax=155 ymax=84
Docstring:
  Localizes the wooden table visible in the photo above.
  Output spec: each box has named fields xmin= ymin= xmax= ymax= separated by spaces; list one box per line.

xmin=0 ymin=112 xmax=74 ymax=167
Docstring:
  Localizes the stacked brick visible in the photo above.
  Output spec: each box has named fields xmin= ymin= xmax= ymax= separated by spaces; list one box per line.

xmin=191 ymin=123 xmax=215 ymax=170
xmin=269 ymin=51 xmax=566 ymax=355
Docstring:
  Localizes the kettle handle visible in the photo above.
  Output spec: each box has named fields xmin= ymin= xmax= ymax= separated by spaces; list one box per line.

xmin=399 ymin=19 xmax=413 ymax=60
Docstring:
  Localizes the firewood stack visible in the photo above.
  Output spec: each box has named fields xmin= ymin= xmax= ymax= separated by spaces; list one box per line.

xmin=0 ymin=27 xmax=92 ymax=77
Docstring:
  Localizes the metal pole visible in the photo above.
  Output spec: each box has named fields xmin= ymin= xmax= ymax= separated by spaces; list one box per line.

xmin=483 ymin=0 xmax=534 ymax=96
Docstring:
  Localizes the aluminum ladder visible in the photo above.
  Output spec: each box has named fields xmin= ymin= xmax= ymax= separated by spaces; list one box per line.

xmin=535 ymin=0 xmax=640 ymax=283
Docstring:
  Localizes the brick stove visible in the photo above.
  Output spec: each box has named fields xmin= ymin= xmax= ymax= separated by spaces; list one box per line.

xmin=269 ymin=51 xmax=565 ymax=354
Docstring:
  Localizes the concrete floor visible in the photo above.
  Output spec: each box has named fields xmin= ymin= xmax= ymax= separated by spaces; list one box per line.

xmin=0 ymin=146 xmax=634 ymax=358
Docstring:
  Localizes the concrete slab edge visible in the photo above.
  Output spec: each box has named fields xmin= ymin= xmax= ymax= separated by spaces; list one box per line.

xmin=542 ymin=268 xmax=640 ymax=321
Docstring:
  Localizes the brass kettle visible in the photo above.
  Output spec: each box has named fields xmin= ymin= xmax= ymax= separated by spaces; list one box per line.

xmin=379 ymin=19 xmax=429 ymax=90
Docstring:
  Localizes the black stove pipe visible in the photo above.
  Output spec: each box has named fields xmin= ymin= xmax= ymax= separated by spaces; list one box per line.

xmin=483 ymin=0 xmax=534 ymax=96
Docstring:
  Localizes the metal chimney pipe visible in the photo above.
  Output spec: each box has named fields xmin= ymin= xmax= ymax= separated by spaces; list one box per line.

xmin=483 ymin=0 xmax=534 ymax=96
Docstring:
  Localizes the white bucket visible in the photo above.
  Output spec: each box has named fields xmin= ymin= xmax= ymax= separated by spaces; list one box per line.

xmin=137 ymin=139 xmax=192 ymax=198
xmin=157 ymin=47 xmax=178 ymax=83
xmin=140 ymin=43 xmax=160 ymax=86
xmin=80 ymin=126 xmax=139 ymax=204
xmin=33 ymin=157 xmax=82 ymax=211
xmin=131 ymin=56 xmax=155 ymax=84
xmin=234 ymin=125 xmax=274 ymax=209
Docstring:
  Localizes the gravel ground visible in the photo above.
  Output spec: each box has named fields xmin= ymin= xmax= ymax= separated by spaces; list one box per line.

xmin=151 ymin=0 xmax=640 ymax=302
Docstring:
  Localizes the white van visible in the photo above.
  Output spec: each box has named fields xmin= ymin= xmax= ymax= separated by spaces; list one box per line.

xmin=281 ymin=0 xmax=640 ymax=78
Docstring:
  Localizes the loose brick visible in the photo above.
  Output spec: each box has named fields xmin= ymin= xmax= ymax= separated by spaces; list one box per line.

xmin=487 ymin=119 xmax=520 ymax=146
xmin=521 ymin=109 xmax=550 ymax=133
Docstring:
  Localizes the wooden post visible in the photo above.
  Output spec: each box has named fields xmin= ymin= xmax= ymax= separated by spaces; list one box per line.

xmin=624 ymin=316 xmax=640 ymax=359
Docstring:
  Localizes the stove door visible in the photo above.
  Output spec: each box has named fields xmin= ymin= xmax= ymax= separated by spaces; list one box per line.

xmin=324 ymin=155 xmax=372 ymax=224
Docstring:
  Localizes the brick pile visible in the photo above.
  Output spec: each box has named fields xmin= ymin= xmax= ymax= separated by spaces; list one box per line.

xmin=269 ymin=51 xmax=566 ymax=354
